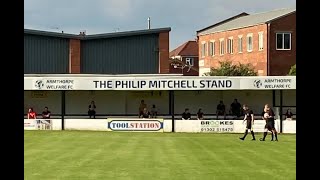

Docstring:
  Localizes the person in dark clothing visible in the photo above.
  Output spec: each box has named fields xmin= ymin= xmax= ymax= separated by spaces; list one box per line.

xmin=182 ymin=108 xmax=191 ymax=120
xmin=42 ymin=107 xmax=51 ymax=119
xmin=197 ymin=108 xmax=204 ymax=120
xmin=88 ymin=101 xmax=96 ymax=119
xmin=141 ymin=108 xmax=151 ymax=118
xmin=260 ymin=104 xmax=278 ymax=141
xmin=285 ymin=109 xmax=293 ymax=119
xmin=216 ymin=101 xmax=226 ymax=119
xmin=239 ymin=104 xmax=255 ymax=141
xmin=230 ymin=99 xmax=241 ymax=119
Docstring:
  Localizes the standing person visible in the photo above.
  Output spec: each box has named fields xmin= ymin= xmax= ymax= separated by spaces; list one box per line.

xmin=216 ymin=101 xmax=226 ymax=120
xmin=141 ymin=108 xmax=151 ymax=118
xmin=239 ymin=104 xmax=255 ymax=141
xmin=27 ymin=108 xmax=37 ymax=119
xmin=139 ymin=100 xmax=147 ymax=118
xmin=230 ymin=99 xmax=241 ymax=119
xmin=182 ymin=108 xmax=191 ymax=120
xmin=197 ymin=108 xmax=204 ymax=120
xmin=260 ymin=104 xmax=278 ymax=141
xmin=88 ymin=101 xmax=96 ymax=119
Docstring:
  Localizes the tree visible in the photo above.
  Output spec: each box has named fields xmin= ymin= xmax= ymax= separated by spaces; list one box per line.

xmin=204 ymin=61 xmax=258 ymax=76
xmin=288 ymin=64 xmax=296 ymax=76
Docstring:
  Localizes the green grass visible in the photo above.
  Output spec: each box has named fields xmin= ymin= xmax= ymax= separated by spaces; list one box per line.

xmin=24 ymin=131 xmax=296 ymax=180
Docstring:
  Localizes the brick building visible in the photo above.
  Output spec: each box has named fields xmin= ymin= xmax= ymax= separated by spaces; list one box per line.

xmin=169 ymin=41 xmax=199 ymax=76
xmin=24 ymin=28 xmax=171 ymax=74
xmin=197 ymin=8 xmax=296 ymax=76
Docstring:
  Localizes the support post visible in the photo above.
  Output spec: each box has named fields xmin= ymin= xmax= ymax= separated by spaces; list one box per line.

xmin=272 ymin=90 xmax=276 ymax=107
xmin=61 ymin=91 xmax=66 ymax=130
xmin=279 ymin=90 xmax=283 ymax=133
xmin=169 ymin=90 xmax=175 ymax=132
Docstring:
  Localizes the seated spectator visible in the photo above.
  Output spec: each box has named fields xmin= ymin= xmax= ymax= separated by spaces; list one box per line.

xmin=27 ymin=108 xmax=37 ymax=119
xmin=182 ymin=108 xmax=191 ymax=120
xmin=140 ymin=108 xmax=151 ymax=118
xmin=216 ymin=101 xmax=226 ymax=120
xmin=197 ymin=108 xmax=204 ymax=120
xmin=139 ymin=100 xmax=147 ymax=118
xmin=230 ymin=99 xmax=241 ymax=119
xmin=285 ymin=109 xmax=293 ymax=120
xmin=42 ymin=107 xmax=51 ymax=129
xmin=88 ymin=101 xmax=96 ymax=119
xmin=42 ymin=107 xmax=51 ymax=119
xmin=151 ymin=104 xmax=158 ymax=118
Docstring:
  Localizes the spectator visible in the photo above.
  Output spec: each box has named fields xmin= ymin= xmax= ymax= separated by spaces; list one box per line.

xmin=141 ymin=108 xmax=151 ymax=118
xmin=139 ymin=100 xmax=147 ymax=118
xmin=230 ymin=99 xmax=241 ymax=119
xmin=197 ymin=108 xmax=204 ymax=120
xmin=285 ymin=109 xmax=293 ymax=120
xmin=42 ymin=107 xmax=51 ymax=119
xmin=42 ymin=107 xmax=51 ymax=129
xmin=216 ymin=101 xmax=226 ymax=120
xmin=151 ymin=104 xmax=158 ymax=118
xmin=182 ymin=108 xmax=191 ymax=120
xmin=27 ymin=108 xmax=37 ymax=119
xmin=88 ymin=101 xmax=96 ymax=119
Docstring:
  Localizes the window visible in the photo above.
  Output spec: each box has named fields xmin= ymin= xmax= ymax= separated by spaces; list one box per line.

xmin=186 ymin=58 xmax=194 ymax=66
xmin=247 ymin=34 xmax=253 ymax=52
xmin=227 ymin=38 xmax=233 ymax=54
xmin=258 ymin=32 xmax=263 ymax=50
xmin=209 ymin=41 xmax=215 ymax=56
xmin=201 ymin=42 xmax=206 ymax=57
xmin=238 ymin=36 xmax=243 ymax=53
xmin=220 ymin=39 xmax=225 ymax=55
xmin=276 ymin=33 xmax=291 ymax=50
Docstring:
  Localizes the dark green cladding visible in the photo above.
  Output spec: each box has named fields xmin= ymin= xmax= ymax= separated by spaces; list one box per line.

xmin=24 ymin=34 xmax=69 ymax=74
xmin=80 ymin=34 xmax=159 ymax=74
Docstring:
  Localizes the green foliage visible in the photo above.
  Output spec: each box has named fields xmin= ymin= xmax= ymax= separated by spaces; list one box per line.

xmin=204 ymin=61 xmax=258 ymax=76
xmin=288 ymin=64 xmax=296 ymax=76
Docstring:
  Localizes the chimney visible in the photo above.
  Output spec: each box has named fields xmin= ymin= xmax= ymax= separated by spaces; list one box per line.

xmin=147 ymin=17 xmax=151 ymax=29
xmin=79 ymin=31 xmax=86 ymax=36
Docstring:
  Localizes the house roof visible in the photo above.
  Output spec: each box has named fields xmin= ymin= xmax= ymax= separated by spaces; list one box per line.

xmin=170 ymin=41 xmax=198 ymax=57
xmin=198 ymin=8 xmax=295 ymax=36
xmin=197 ymin=12 xmax=249 ymax=34
xmin=24 ymin=27 xmax=171 ymax=40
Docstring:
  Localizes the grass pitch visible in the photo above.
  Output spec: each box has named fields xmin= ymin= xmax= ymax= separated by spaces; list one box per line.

xmin=24 ymin=131 xmax=296 ymax=180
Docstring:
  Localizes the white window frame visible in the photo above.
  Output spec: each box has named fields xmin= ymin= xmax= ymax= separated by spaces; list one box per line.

xmin=201 ymin=41 xmax=206 ymax=57
xmin=219 ymin=38 xmax=225 ymax=55
xmin=238 ymin=35 xmax=243 ymax=53
xmin=258 ymin=32 xmax=264 ymax=51
xmin=209 ymin=40 xmax=215 ymax=56
xmin=186 ymin=58 xmax=194 ymax=66
xmin=247 ymin=33 xmax=253 ymax=52
xmin=227 ymin=37 xmax=233 ymax=54
xmin=276 ymin=32 xmax=291 ymax=50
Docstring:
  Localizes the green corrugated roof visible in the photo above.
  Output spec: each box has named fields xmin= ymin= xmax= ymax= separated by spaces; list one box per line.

xmin=24 ymin=27 xmax=171 ymax=40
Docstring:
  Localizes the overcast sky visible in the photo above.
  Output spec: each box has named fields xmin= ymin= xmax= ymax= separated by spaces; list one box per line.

xmin=25 ymin=0 xmax=296 ymax=51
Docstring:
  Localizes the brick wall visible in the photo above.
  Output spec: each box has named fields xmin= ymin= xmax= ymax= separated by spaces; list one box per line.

xmin=159 ymin=32 xmax=170 ymax=73
xmin=69 ymin=39 xmax=81 ymax=73
xmin=269 ymin=12 xmax=296 ymax=76
xmin=198 ymin=24 xmax=268 ymax=76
